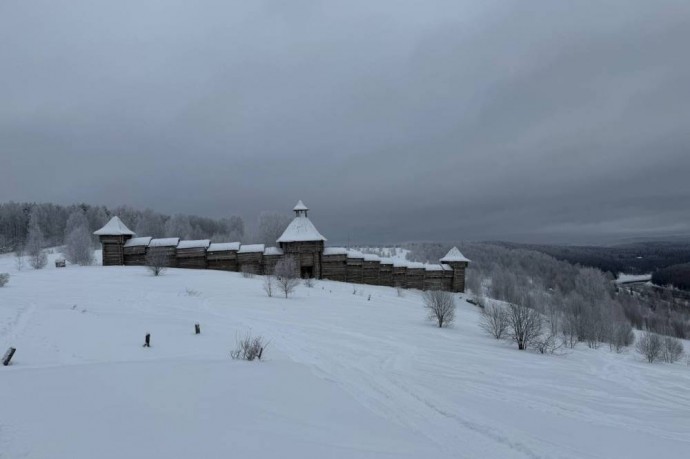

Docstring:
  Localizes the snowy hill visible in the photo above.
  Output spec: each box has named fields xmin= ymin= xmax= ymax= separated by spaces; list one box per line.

xmin=1 ymin=252 xmax=689 ymax=458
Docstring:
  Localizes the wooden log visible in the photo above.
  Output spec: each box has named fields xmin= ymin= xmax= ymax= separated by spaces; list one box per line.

xmin=2 ymin=347 xmax=16 ymax=366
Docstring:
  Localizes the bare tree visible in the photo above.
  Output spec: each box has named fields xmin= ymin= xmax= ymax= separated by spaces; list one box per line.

xmin=609 ymin=321 xmax=635 ymax=353
xmin=25 ymin=218 xmax=47 ymax=270
xmin=661 ymin=336 xmax=684 ymax=363
xmin=257 ymin=212 xmax=292 ymax=245
xmin=263 ymin=273 xmax=275 ymax=297
xmin=480 ymin=303 xmax=509 ymax=339
xmin=506 ymin=303 xmax=542 ymax=350
xmin=145 ymin=250 xmax=168 ymax=276
xmin=14 ymin=246 xmax=24 ymax=271
xmin=274 ymin=257 xmax=300 ymax=298
xmin=636 ymin=331 xmax=662 ymax=363
xmin=423 ymin=290 xmax=456 ymax=328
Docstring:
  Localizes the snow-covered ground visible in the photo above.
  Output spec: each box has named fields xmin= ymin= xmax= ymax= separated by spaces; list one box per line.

xmin=615 ymin=273 xmax=653 ymax=284
xmin=1 ymin=252 xmax=689 ymax=458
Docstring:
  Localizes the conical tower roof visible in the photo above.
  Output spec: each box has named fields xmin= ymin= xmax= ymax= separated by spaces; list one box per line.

xmin=440 ymin=246 xmax=470 ymax=263
xmin=277 ymin=201 xmax=326 ymax=243
xmin=93 ymin=216 xmax=135 ymax=236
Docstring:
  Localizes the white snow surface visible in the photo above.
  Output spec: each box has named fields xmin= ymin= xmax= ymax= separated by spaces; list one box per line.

xmin=264 ymin=246 xmax=284 ymax=256
xmin=323 ymin=247 xmax=348 ymax=256
xmin=149 ymin=238 xmax=180 ymax=247
xmin=92 ymin=216 xmax=135 ymax=236
xmin=177 ymin=239 xmax=211 ymax=249
xmin=1 ymin=251 xmax=690 ymax=459
xmin=277 ymin=216 xmax=327 ymax=243
xmin=238 ymin=243 xmax=265 ymax=253
xmin=123 ymin=236 xmax=152 ymax=248
xmin=207 ymin=242 xmax=240 ymax=252
xmin=363 ymin=254 xmax=381 ymax=262
xmin=616 ymin=273 xmax=653 ymax=284
xmin=440 ymin=247 xmax=470 ymax=263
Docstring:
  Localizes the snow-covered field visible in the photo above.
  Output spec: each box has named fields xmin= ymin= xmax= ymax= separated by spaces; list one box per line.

xmin=1 ymin=252 xmax=689 ymax=458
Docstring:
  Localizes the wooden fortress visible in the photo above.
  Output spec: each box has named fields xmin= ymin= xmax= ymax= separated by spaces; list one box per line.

xmin=94 ymin=201 xmax=469 ymax=292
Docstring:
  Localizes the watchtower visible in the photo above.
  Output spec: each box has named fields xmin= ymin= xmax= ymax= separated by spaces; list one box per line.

xmin=440 ymin=247 xmax=470 ymax=292
xmin=93 ymin=216 xmax=135 ymax=266
xmin=277 ymin=200 xmax=326 ymax=278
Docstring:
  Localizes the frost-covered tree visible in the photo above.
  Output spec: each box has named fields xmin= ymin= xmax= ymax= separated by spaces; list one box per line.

xmin=506 ymin=302 xmax=542 ymax=350
xmin=423 ymin=290 xmax=456 ymax=328
xmin=274 ymin=257 xmax=299 ymax=298
xmin=257 ymin=212 xmax=291 ymax=245
xmin=135 ymin=209 xmax=166 ymax=238
xmin=63 ymin=210 xmax=94 ymax=265
xmin=480 ymin=304 xmax=509 ymax=339
xmin=636 ymin=332 xmax=662 ymax=363
xmin=165 ymin=214 xmax=194 ymax=239
xmin=25 ymin=209 xmax=47 ymax=269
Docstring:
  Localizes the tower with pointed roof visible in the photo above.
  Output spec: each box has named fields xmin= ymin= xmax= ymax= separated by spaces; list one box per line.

xmin=277 ymin=200 xmax=326 ymax=278
xmin=440 ymin=247 xmax=470 ymax=292
xmin=94 ymin=216 xmax=135 ymax=266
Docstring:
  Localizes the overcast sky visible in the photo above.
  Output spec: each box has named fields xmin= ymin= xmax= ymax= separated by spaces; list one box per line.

xmin=1 ymin=1 xmax=689 ymax=244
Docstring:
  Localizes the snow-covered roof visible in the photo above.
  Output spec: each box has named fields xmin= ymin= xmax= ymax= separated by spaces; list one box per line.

xmin=149 ymin=238 xmax=180 ymax=247
xmin=393 ymin=260 xmax=409 ymax=268
xmin=93 ymin=216 xmax=135 ymax=236
xmin=293 ymin=200 xmax=308 ymax=211
xmin=124 ymin=237 xmax=152 ymax=248
xmin=238 ymin=244 xmax=265 ymax=253
xmin=363 ymin=254 xmax=381 ymax=262
xmin=177 ymin=240 xmax=210 ymax=250
xmin=346 ymin=249 xmax=364 ymax=259
xmin=323 ymin=247 xmax=348 ymax=256
xmin=406 ymin=262 xmax=426 ymax=269
xmin=277 ymin=216 xmax=326 ymax=243
xmin=207 ymin=242 xmax=240 ymax=252
xmin=264 ymin=246 xmax=284 ymax=256
xmin=379 ymin=258 xmax=394 ymax=265
xmin=424 ymin=264 xmax=446 ymax=271
xmin=440 ymin=247 xmax=470 ymax=263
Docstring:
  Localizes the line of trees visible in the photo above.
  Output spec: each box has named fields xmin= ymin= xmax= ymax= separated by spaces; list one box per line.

xmin=406 ymin=241 xmax=690 ymax=341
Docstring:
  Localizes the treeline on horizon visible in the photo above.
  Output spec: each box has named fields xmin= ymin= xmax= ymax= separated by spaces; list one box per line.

xmin=0 ymin=201 xmax=294 ymax=253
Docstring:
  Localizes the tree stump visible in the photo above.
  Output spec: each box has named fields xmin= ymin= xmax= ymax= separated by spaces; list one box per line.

xmin=195 ymin=323 xmax=201 ymax=335
xmin=2 ymin=347 xmax=16 ymax=366
xmin=143 ymin=333 xmax=151 ymax=348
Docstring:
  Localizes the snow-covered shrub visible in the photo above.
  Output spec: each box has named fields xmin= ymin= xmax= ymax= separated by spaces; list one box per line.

xmin=609 ymin=322 xmax=635 ymax=353
xmin=423 ymin=290 xmax=455 ymax=328
xmin=303 ymin=277 xmax=314 ymax=288
xmin=231 ymin=334 xmax=267 ymax=361
xmin=145 ymin=251 xmax=168 ymax=276
xmin=636 ymin=332 xmax=662 ymax=363
xmin=0 ymin=273 xmax=9 ymax=287
xmin=480 ymin=304 xmax=509 ymax=339
xmin=275 ymin=257 xmax=299 ymax=298
xmin=185 ymin=288 xmax=201 ymax=297
xmin=661 ymin=336 xmax=684 ymax=363
xmin=263 ymin=274 xmax=275 ymax=297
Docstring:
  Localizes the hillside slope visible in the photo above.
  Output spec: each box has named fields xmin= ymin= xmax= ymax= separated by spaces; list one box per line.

xmin=1 ymin=254 xmax=689 ymax=458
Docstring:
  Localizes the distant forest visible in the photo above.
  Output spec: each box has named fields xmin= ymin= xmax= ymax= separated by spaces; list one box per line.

xmin=0 ymin=201 xmax=293 ymax=253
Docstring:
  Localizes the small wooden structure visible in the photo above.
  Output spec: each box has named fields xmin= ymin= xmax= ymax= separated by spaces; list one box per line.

xmin=206 ymin=242 xmax=240 ymax=271
xmin=176 ymin=240 xmax=210 ymax=269
xmin=237 ymin=244 xmax=265 ymax=274
xmin=94 ymin=217 xmax=134 ymax=265
xmin=440 ymin=247 xmax=470 ymax=293
xmin=277 ymin=201 xmax=326 ymax=278
xmin=55 ymin=258 xmax=66 ymax=268
xmin=147 ymin=238 xmax=179 ymax=268
xmin=123 ymin=237 xmax=152 ymax=266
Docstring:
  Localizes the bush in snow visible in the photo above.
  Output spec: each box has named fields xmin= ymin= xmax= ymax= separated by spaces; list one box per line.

xmin=241 ymin=265 xmax=255 ymax=278
xmin=636 ymin=331 xmax=662 ymax=363
xmin=145 ymin=251 xmax=168 ymax=276
xmin=0 ymin=273 xmax=9 ymax=287
xmin=303 ymin=277 xmax=314 ymax=288
xmin=263 ymin=273 xmax=275 ymax=297
xmin=609 ymin=321 xmax=635 ymax=353
xmin=479 ymin=303 xmax=509 ymax=339
xmin=423 ymin=290 xmax=455 ymax=328
xmin=231 ymin=333 xmax=267 ymax=361
xmin=274 ymin=257 xmax=299 ymax=298
xmin=661 ymin=336 xmax=684 ymax=363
